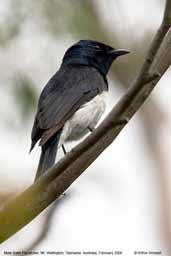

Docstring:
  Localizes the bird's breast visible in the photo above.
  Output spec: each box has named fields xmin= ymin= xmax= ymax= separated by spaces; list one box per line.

xmin=59 ymin=91 xmax=107 ymax=145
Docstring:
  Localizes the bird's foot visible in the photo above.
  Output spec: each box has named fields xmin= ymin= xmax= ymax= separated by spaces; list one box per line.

xmin=87 ymin=126 xmax=95 ymax=132
xmin=62 ymin=144 xmax=67 ymax=155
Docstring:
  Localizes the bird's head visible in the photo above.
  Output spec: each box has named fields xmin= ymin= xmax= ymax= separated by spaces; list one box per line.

xmin=62 ymin=40 xmax=130 ymax=77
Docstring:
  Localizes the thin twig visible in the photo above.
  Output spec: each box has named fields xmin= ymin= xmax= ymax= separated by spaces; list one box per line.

xmin=22 ymin=200 xmax=59 ymax=251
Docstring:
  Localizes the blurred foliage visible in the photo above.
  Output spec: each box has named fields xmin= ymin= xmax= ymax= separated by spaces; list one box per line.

xmin=0 ymin=1 xmax=24 ymax=46
xmin=32 ymin=1 xmax=110 ymax=40
xmin=0 ymin=0 xmax=160 ymax=120
xmin=13 ymin=75 xmax=37 ymax=120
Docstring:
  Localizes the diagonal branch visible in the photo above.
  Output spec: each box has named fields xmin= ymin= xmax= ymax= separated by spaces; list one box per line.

xmin=0 ymin=0 xmax=171 ymax=245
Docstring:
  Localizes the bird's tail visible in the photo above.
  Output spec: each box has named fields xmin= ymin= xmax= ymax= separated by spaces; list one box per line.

xmin=34 ymin=131 xmax=61 ymax=182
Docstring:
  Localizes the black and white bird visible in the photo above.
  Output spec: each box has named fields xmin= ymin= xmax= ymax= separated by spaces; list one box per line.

xmin=30 ymin=40 xmax=129 ymax=181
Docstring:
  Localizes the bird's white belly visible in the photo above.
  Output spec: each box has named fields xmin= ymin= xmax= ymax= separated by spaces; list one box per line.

xmin=59 ymin=92 xmax=107 ymax=146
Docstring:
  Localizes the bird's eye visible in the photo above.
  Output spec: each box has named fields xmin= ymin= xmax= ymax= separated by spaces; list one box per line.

xmin=95 ymin=45 xmax=101 ymax=50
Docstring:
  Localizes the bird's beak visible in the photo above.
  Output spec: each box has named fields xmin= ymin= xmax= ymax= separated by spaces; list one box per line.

xmin=109 ymin=49 xmax=130 ymax=57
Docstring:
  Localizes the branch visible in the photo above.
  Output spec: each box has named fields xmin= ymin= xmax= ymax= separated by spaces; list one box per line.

xmin=0 ymin=0 xmax=171 ymax=244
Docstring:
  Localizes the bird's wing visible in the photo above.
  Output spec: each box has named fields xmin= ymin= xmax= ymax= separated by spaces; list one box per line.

xmin=31 ymin=66 xmax=107 ymax=147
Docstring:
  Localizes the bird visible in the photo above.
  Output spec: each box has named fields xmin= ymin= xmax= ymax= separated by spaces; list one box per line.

xmin=30 ymin=39 xmax=130 ymax=182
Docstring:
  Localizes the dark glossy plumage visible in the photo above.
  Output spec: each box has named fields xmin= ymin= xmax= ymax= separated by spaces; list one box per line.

xmin=31 ymin=65 xmax=107 ymax=149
